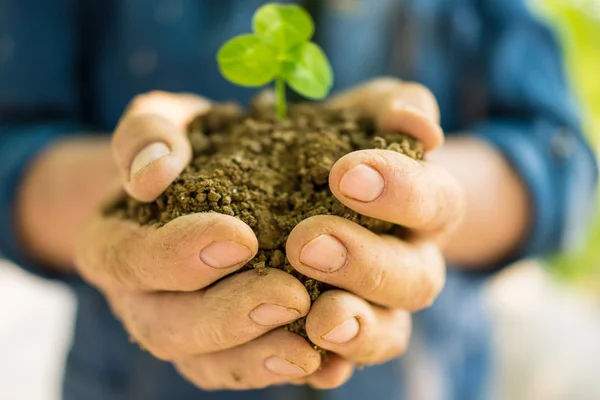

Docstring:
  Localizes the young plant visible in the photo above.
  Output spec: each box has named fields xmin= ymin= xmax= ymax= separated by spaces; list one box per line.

xmin=216 ymin=3 xmax=333 ymax=119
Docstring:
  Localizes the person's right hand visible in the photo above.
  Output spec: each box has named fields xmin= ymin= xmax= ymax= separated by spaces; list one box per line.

xmin=75 ymin=92 xmax=324 ymax=390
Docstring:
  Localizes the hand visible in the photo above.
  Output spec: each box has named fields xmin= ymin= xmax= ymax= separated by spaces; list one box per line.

xmin=76 ymin=92 xmax=322 ymax=391
xmin=17 ymin=138 xmax=122 ymax=271
xmin=283 ymin=79 xmax=465 ymax=388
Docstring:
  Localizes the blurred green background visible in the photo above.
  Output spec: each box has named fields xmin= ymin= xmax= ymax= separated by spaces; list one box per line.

xmin=529 ymin=0 xmax=600 ymax=290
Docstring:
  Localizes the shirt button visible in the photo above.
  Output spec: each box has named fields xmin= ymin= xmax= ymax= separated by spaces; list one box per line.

xmin=129 ymin=48 xmax=158 ymax=77
xmin=154 ymin=0 xmax=183 ymax=26
xmin=550 ymin=128 xmax=575 ymax=161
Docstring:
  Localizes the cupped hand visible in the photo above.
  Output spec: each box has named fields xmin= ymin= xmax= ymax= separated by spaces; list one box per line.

xmin=75 ymin=92 xmax=321 ymax=391
xmin=285 ymin=79 xmax=465 ymax=388
xmin=76 ymin=81 xmax=462 ymax=391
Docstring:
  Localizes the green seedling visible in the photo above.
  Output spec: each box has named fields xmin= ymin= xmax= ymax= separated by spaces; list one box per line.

xmin=216 ymin=3 xmax=333 ymax=119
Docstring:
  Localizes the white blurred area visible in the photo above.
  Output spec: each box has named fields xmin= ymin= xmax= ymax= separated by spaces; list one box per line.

xmin=487 ymin=261 xmax=600 ymax=400
xmin=0 ymin=260 xmax=75 ymax=400
xmin=1 ymin=259 xmax=600 ymax=400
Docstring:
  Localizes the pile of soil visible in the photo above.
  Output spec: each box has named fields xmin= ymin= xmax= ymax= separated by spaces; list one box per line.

xmin=111 ymin=96 xmax=423 ymax=344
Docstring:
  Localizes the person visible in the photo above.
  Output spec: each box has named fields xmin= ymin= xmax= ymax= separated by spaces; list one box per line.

xmin=0 ymin=0 xmax=596 ymax=399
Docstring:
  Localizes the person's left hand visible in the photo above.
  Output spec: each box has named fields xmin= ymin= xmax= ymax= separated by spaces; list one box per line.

xmin=284 ymin=78 xmax=465 ymax=389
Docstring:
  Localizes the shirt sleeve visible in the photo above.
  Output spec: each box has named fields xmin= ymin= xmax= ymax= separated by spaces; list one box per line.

xmin=0 ymin=0 xmax=83 ymax=278
xmin=468 ymin=0 xmax=598 ymax=264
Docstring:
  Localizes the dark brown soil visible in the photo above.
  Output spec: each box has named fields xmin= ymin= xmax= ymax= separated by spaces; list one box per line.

xmin=111 ymin=96 xmax=423 ymax=346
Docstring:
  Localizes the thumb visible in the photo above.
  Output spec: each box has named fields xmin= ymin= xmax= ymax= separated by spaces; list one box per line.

xmin=112 ymin=91 xmax=210 ymax=202
xmin=328 ymin=78 xmax=444 ymax=151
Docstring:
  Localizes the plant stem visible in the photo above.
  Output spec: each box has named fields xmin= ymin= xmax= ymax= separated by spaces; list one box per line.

xmin=275 ymin=77 xmax=287 ymax=119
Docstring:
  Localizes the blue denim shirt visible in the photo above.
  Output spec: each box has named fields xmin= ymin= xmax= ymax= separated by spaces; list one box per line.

xmin=0 ymin=0 xmax=597 ymax=399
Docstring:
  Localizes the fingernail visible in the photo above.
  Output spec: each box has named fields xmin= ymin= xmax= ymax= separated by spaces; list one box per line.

xmin=249 ymin=304 xmax=300 ymax=326
xmin=264 ymin=356 xmax=306 ymax=376
xmin=339 ymin=165 xmax=384 ymax=202
xmin=322 ymin=317 xmax=360 ymax=344
xmin=300 ymin=235 xmax=347 ymax=273
xmin=130 ymin=142 xmax=170 ymax=179
xmin=200 ymin=241 xmax=252 ymax=269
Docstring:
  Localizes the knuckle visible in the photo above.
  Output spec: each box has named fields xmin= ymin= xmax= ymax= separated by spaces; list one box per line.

xmin=155 ymin=228 xmax=189 ymax=260
xmin=371 ymin=151 xmax=394 ymax=170
xmin=195 ymin=320 xmax=231 ymax=352
xmin=361 ymin=264 xmax=388 ymax=296
xmin=372 ymin=150 xmax=423 ymax=185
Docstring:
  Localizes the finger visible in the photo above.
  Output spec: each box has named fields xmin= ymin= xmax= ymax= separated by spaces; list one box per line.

xmin=330 ymin=149 xmax=464 ymax=235
xmin=306 ymin=291 xmax=411 ymax=365
xmin=286 ymin=216 xmax=445 ymax=311
xmin=111 ymin=269 xmax=310 ymax=360
xmin=112 ymin=91 xmax=210 ymax=202
xmin=174 ymin=330 xmax=321 ymax=391
xmin=304 ymin=354 xmax=355 ymax=390
xmin=329 ymin=78 xmax=443 ymax=151
xmin=75 ymin=212 xmax=257 ymax=292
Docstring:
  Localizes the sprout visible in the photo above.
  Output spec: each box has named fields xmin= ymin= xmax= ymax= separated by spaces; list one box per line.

xmin=216 ymin=3 xmax=334 ymax=119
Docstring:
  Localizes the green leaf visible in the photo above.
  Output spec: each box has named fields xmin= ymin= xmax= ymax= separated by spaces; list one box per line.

xmin=216 ymin=34 xmax=278 ymax=87
xmin=282 ymin=42 xmax=333 ymax=99
xmin=253 ymin=3 xmax=314 ymax=51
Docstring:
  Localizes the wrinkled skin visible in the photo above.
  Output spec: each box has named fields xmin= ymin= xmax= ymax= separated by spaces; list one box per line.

xmin=75 ymin=79 xmax=464 ymax=390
